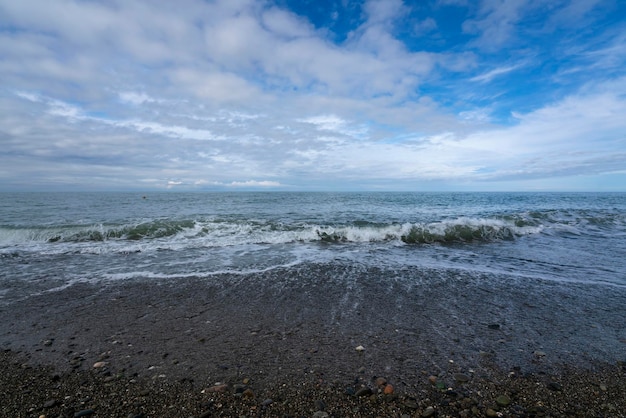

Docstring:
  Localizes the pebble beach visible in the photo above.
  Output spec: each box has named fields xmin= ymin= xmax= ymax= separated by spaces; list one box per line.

xmin=2 ymin=275 xmax=625 ymax=418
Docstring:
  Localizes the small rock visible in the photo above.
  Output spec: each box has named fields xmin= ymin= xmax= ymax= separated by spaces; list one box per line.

xmin=422 ymin=406 xmax=436 ymax=417
xmin=74 ymin=410 xmax=95 ymax=417
xmin=43 ymin=399 xmax=57 ymax=409
xmin=428 ymin=375 xmax=438 ymax=385
xmin=454 ymin=373 xmax=470 ymax=383
xmin=206 ymin=383 xmax=229 ymax=393
xmin=547 ymin=382 xmax=562 ymax=391
xmin=242 ymin=388 xmax=254 ymax=398
xmin=92 ymin=361 xmax=107 ymax=369
xmin=384 ymin=384 xmax=394 ymax=395
xmin=496 ymin=395 xmax=511 ymax=407
xmin=534 ymin=350 xmax=546 ymax=357
xmin=313 ymin=412 xmax=329 ymax=418
xmin=314 ymin=399 xmax=326 ymax=411
xmin=261 ymin=398 xmax=273 ymax=407
xmin=599 ymin=384 xmax=607 ymax=391
xmin=344 ymin=387 xmax=356 ymax=396
xmin=233 ymin=384 xmax=246 ymax=394
xmin=355 ymin=345 xmax=365 ymax=352
xmin=356 ymin=387 xmax=372 ymax=397
xmin=486 ymin=408 xmax=498 ymax=417
xmin=375 ymin=377 xmax=387 ymax=387
xmin=488 ymin=324 xmax=500 ymax=330
xmin=403 ymin=399 xmax=418 ymax=409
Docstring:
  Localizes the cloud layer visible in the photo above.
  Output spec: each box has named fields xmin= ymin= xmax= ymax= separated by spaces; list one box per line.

xmin=1 ymin=0 xmax=625 ymax=191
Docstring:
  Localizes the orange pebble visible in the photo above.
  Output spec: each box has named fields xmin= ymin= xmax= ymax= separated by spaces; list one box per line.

xmin=383 ymin=384 xmax=394 ymax=394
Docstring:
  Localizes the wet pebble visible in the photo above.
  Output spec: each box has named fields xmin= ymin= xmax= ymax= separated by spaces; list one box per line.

xmin=314 ymin=399 xmax=326 ymax=411
xmin=496 ymin=394 xmax=511 ymax=407
xmin=454 ymin=373 xmax=470 ymax=383
xmin=547 ymin=382 xmax=562 ymax=391
xmin=422 ymin=406 xmax=436 ymax=417
xmin=74 ymin=410 xmax=95 ymax=417
xmin=43 ymin=399 xmax=57 ymax=409
xmin=356 ymin=387 xmax=372 ymax=397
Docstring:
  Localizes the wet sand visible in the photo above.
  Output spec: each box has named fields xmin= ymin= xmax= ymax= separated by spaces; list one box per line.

xmin=1 ymin=270 xmax=625 ymax=417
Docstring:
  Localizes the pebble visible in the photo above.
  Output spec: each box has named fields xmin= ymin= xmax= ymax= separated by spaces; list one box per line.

xmin=496 ymin=395 xmax=511 ymax=407
xmin=43 ymin=400 xmax=57 ymax=409
xmin=206 ymin=383 xmax=229 ymax=393
xmin=422 ymin=406 xmax=436 ymax=417
xmin=355 ymin=345 xmax=365 ymax=352
xmin=92 ymin=361 xmax=107 ymax=369
xmin=314 ymin=399 xmax=326 ymax=411
xmin=261 ymin=398 xmax=273 ymax=407
xmin=356 ymin=387 xmax=372 ymax=397
xmin=383 ymin=384 xmax=394 ymax=395
xmin=428 ymin=375 xmax=438 ymax=385
xmin=242 ymin=388 xmax=254 ymax=399
xmin=486 ymin=408 xmax=498 ymax=417
xmin=74 ymin=410 xmax=95 ymax=417
xmin=375 ymin=377 xmax=387 ymax=387
xmin=547 ymin=382 xmax=562 ymax=391
xmin=313 ymin=412 xmax=329 ymax=418
xmin=454 ymin=373 xmax=470 ymax=383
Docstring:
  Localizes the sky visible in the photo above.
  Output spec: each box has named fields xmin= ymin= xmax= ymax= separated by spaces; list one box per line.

xmin=1 ymin=0 xmax=625 ymax=192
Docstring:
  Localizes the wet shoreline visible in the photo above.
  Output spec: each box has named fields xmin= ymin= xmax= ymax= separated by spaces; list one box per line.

xmin=1 ymin=267 xmax=625 ymax=416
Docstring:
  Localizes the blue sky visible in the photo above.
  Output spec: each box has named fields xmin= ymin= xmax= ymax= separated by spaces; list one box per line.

xmin=1 ymin=0 xmax=625 ymax=191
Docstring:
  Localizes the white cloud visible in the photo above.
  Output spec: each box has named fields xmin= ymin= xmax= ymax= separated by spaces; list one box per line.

xmin=228 ymin=180 xmax=282 ymax=187
xmin=0 ymin=0 xmax=624 ymax=191
xmin=470 ymin=64 xmax=523 ymax=83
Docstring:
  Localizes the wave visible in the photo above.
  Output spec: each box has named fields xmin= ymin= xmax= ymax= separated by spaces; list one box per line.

xmin=1 ymin=216 xmax=544 ymax=250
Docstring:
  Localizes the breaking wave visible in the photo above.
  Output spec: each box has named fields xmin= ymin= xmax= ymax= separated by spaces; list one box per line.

xmin=1 ymin=216 xmax=542 ymax=250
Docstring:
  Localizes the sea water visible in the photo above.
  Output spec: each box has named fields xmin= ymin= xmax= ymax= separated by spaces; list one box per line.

xmin=1 ymin=192 xmax=625 ymax=288
xmin=1 ymin=192 xmax=625 ymax=369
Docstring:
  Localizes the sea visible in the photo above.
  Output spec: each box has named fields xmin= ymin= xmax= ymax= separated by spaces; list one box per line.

xmin=1 ymin=192 xmax=625 ymax=370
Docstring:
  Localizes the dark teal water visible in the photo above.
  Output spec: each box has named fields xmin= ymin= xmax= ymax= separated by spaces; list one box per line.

xmin=1 ymin=192 xmax=625 ymax=287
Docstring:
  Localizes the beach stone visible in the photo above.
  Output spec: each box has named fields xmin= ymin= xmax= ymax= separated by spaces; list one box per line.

xmin=375 ymin=377 xmax=387 ymax=387
xmin=422 ymin=406 xmax=436 ymax=417
xmin=428 ymin=375 xmax=438 ymax=385
xmin=454 ymin=373 xmax=470 ymax=383
xmin=261 ymin=398 xmax=273 ymax=407
xmin=403 ymin=399 xmax=418 ymax=409
xmin=356 ymin=387 xmax=372 ymax=397
xmin=242 ymin=388 xmax=254 ymax=398
xmin=314 ymin=399 xmax=326 ymax=411
xmin=486 ymin=408 xmax=498 ymax=417
xmin=384 ymin=384 xmax=394 ymax=395
xmin=313 ymin=412 xmax=329 ymax=418
xmin=207 ymin=383 xmax=229 ymax=393
xmin=74 ymin=410 xmax=95 ymax=417
xmin=93 ymin=361 xmax=107 ymax=369
xmin=496 ymin=395 xmax=511 ymax=407
xmin=547 ymin=382 xmax=562 ymax=391
xmin=43 ymin=399 xmax=57 ymax=408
